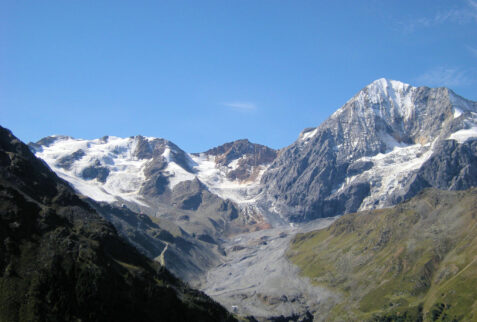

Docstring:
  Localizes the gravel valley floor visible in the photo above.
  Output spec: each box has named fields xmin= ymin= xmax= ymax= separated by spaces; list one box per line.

xmin=200 ymin=217 xmax=339 ymax=319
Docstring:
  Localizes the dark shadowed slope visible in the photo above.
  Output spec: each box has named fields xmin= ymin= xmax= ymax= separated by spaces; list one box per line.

xmin=0 ymin=125 xmax=235 ymax=322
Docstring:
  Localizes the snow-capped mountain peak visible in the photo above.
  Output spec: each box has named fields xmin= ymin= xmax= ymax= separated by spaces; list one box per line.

xmin=367 ymin=77 xmax=411 ymax=92
xmin=261 ymin=79 xmax=477 ymax=222
xmin=334 ymin=78 xmax=417 ymax=124
xmin=30 ymin=79 xmax=477 ymax=227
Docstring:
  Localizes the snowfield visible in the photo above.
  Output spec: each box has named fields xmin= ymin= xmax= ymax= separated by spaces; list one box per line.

xmin=33 ymin=136 xmax=268 ymax=208
xmin=34 ymin=136 xmax=149 ymax=205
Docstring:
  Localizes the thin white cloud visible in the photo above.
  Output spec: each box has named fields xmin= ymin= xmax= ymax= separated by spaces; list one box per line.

xmin=467 ymin=45 xmax=477 ymax=58
xmin=415 ymin=67 xmax=471 ymax=88
xmin=469 ymin=0 xmax=477 ymax=15
xmin=222 ymin=102 xmax=257 ymax=111
xmin=401 ymin=0 xmax=477 ymax=32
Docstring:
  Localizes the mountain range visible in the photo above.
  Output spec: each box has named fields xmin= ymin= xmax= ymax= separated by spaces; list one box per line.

xmin=30 ymin=79 xmax=477 ymax=226
xmin=2 ymin=78 xmax=477 ymax=320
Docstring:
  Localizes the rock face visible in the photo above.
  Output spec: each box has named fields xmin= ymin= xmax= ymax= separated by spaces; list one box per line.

xmin=87 ymin=199 xmax=225 ymax=283
xmin=260 ymin=79 xmax=477 ymax=221
xmin=202 ymin=139 xmax=277 ymax=182
xmin=0 ymin=125 xmax=235 ymax=321
xmin=414 ymin=140 xmax=477 ymax=190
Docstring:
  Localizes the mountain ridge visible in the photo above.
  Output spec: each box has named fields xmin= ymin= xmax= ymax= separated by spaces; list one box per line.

xmin=0 ymin=125 xmax=235 ymax=321
xmin=29 ymin=79 xmax=477 ymax=225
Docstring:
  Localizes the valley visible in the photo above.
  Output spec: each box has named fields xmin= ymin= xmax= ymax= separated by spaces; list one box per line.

xmin=201 ymin=217 xmax=337 ymax=319
xmin=6 ymin=78 xmax=477 ymax=320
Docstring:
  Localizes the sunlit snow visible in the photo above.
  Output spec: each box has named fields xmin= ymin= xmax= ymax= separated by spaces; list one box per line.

xmin=331 ymin=140 xmax=436 ymax=211
xmin=191 ymin=154 xmax=265 ymax=204
xmin=448 ymin=126 xmax=477 ymax=143
xmin=36 ymin=136 xmax=149 ymax=205
xmin=35 ymin=136 xmax=266 ymax=207
xmin=299 ymin=128 xmax=318 ymax=143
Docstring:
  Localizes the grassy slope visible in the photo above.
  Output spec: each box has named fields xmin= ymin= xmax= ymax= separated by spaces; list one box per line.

xmin=287 ymin=188 xmax=477 ymax=321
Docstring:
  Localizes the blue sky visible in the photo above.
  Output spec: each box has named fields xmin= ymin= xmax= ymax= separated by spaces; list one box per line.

xmin=1 ymin=1 xmax=477 ymax=152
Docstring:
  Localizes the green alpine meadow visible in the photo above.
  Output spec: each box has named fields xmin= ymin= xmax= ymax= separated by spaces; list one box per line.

xmin=288 ymin=188 xmax=477 ymax=321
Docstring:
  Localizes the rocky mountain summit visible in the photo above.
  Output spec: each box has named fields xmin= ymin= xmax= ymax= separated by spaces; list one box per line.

xmin=0 ymin=125 xmax=235 ymax=321
xmin=201 ymin=139 xmax=277 ymax=182
xmin=260 ymin=78 xmax=477 ymax=221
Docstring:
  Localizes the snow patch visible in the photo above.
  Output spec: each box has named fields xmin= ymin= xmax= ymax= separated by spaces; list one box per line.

xmin=55 ymin=169 xmax=117 ymax=203
xmin=448 ymin=126 xmax=477 ymax=143
xmin=161 ymin=147 xmax=196 ymax=188
xmin=162 ymin=147 xmax=172 ymax=163
xmin=454 ymin=108 xmax=463 ymax=118
xmin=191 ymin=154 xmax=265 ymax=204
xmin=228 ymin=158 xmax=241 ymax=170
xmin=165 ymin=161 xmax=196 ymax=188
xmin=381 ymin=132 xmax=409 ymax=151
xmin=449 ymin=91 xmax=477 ymax=115
xmin=366 ymin=78 xmax=416 ymax=121
xmin=360 ymin=142 xmax=434 ymax=210
xmin=299 ymin=128 xmax=318 ymax=143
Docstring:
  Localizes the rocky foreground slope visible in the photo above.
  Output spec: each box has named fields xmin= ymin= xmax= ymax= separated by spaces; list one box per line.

xmin=287 ymin=188 xmax=477 ymax=321
xmin=0 ymin=125 xmax=235 ymax=321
